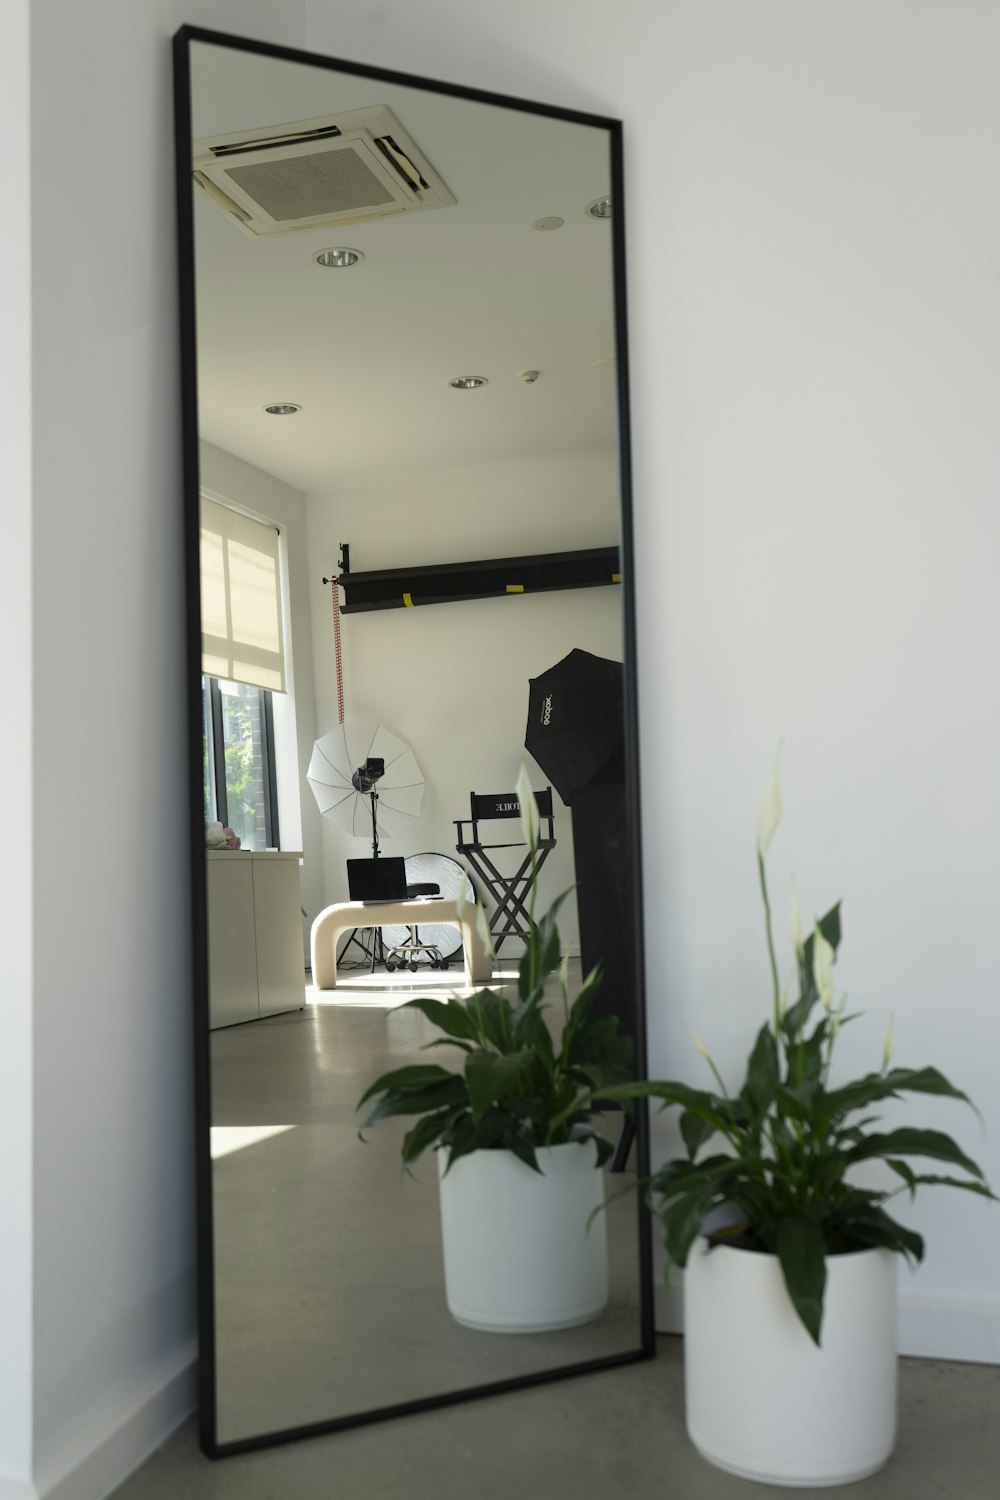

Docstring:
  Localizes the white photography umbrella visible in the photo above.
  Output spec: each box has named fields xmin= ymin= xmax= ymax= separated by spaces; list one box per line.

xmin=306 ymin=722 xmax=425 ymax=845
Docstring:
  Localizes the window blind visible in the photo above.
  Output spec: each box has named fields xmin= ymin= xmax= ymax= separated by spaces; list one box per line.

xmin=200 ymin=496 xmax=286 ymax=693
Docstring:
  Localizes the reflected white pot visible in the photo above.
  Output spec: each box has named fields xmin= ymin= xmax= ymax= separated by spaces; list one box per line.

xmin=684 ymin=1239 xmax=897 ymax=1488
xmin=437 ymin=1140 xmax=608 ymax=1333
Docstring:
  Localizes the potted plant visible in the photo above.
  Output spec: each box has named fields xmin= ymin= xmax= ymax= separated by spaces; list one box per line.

xmin=357 ymin=769 xmax=634 ymax=1333
xmin=606 ymin=760 xmax=994 ymax=1487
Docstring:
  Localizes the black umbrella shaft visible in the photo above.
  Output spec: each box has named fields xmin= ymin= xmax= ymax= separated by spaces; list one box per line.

xmin=370 ymin=789 xmax=380 ymax=858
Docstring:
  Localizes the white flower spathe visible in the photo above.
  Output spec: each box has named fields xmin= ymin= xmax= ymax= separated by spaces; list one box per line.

xmin=882 ymin=1014 xmax=895 ymax=1072
xmin=516 ymin=761 xmax=540 ymax=852
xmin=756 ymin=754 xmax=783 ymax=857
xmin=474 ymin=898 xmax=496 ymax=963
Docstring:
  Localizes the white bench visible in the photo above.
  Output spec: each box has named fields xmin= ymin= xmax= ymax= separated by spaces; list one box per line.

xmin=310 ymin=899 xmax=493 ymax=989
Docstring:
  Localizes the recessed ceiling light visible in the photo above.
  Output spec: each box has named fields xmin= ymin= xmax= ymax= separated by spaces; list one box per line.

xmin=532 ymin=216 xmax=565 ymax=231
xmin=313 ymin=247 xmax=365 ymax=268
xmin=263 ymin=403 xmax=302 ymax=415
xmin=448 ymin=376 xmax=488 ymax=390
xmin=586 ymin=196 xmax=612 ymax=220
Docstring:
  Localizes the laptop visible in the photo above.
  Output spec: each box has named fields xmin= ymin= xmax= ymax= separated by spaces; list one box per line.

xmin=346 ymin=856 xmax=409 ymax=903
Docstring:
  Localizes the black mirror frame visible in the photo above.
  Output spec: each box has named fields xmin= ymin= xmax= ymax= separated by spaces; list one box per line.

xmin=172 ymin=22 xmax=653 ymax=1460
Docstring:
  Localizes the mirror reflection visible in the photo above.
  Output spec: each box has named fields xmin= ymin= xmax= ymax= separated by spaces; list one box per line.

xmin=185 ymin=33 xmax=647 ymax=1448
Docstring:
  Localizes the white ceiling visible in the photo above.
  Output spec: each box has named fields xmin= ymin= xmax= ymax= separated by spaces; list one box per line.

xmin=190 ymin=41 xmax=621 ymax=495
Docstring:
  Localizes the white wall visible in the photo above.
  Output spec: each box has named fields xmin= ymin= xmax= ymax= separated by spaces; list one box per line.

xmin=306 ymin=450 xmax=623 ymax=945
xmin=199 ymin=442 xmax=324 ymax=934
xmin=628 ymin=0 xmax=1000 ymax=1356
xmin=1 ymin=3 xmax=35 ymax=1494
xmin=23 ymin=3 xmax=309 ymax=1497
xmin=299 ymin=0 xmax=1000 ymax=1354
xmin=11 ymin=2 xmax=1000 ymax=1495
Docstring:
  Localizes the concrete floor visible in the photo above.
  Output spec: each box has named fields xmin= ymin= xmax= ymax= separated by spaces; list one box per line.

xmin=113 ymin=1336 xmax=1000 ymax=1499
xmin=148 ymin=959 xmax=998 ymax=1497
xmin=209 ymin=963 xmax=643 ymax=1444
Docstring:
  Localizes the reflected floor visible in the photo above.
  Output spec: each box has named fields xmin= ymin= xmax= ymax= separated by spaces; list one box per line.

xmin=210 ymin=961 xmax=643 ymax=1445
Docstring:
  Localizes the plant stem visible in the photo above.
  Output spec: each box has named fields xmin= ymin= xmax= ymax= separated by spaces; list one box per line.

xmin=701 ymin=1049 xmax=731 ymax=1102
xmin=758 ymin=851 xmax=782 ymax=1039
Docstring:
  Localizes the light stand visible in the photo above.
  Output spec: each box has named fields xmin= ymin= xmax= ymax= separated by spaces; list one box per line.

xmin=350 ymin=757 xmax=388 ymax=970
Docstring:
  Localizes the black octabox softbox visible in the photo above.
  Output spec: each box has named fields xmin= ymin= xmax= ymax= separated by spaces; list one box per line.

xmin=524 ymin=648 xmax=624 ymax=805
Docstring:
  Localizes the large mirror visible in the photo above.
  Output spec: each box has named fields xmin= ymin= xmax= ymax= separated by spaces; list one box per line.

xmin=174 ymin=25 xmax=651 ymax=1456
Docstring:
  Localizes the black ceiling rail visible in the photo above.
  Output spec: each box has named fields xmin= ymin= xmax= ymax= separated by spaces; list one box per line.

xmin=331 ymin=545 xmax=621 ymax=614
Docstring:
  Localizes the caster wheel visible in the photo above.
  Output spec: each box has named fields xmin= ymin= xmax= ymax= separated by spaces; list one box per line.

xmin=385 ymin=960 xmax=396 ymax=972
xmin=409 ymin=962 xmax=419 ymax=973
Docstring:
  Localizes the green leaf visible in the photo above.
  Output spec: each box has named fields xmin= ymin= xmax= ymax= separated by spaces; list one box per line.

xmin=741 ymin=1023 xmax=779 ymax=1121
xmin=680 ymin=1110 xmax=715 ymax=1159
xmin=466 ymin=990 xmax=516 ymax=1051
xmin=599 ymin=1080 xmax=739 ymax=1139
xmin=774 ymin=1081 xmax=818 ymax=1123
xmin=465 ymin=1050 xmax=531 ymax=1121
xmin=842 ymin=1203 xmax=925 ymax=1263
xmin=885 ymin=1157 xmax=919 ymax=1198
xmin=823 ymin=1186 xmax=885 ymax=1225
xmin=784 ymin=903 xmax=842 ymax=1038
xmin=568 ymin=1123 xmax=614 ymax=1169
xmin=400 ymin=1111 xmax=455 ymax=1168
xmin=571 ymin=1019 xmax=634 ymax=1081
xmin=359 ymin=1075 xmax=467 ymax=1128
xmin=775 ymin=1216 xmax=827 ymax=1346
xmin=819 ymin=1067 xmax=978 ymax=1131
xmin=508 ymin=1136 xmax=542 ymax=1173
xmin=564 ymin=966 xmax=603 ymax=1030
xmin=657 ymin=1185 xmax=719 ymax=1267
xmin=889 ymin=1170 xmax=997 ymax=1202
xmin=785 ymin=1018 xmax=828 ymax=1088
xmin=400 ymin=997 xmax=481 ymax=1043
xmin=816 ymin=901 xmax=842 ymax=953
xmin=357 ymin=1063 xmax=461 ymax=1111
xmin=846 ymin=1128 xmax=987 ymax=1180
xmin=518 ymin=887 xmax=574 ymax=1000
xmin=510 ymin=999 xmax=549 ymax=1053
xmin=650 ymin=1154 xmax=766 ymax=1207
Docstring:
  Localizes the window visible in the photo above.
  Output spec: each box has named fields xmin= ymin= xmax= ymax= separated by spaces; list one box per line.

xmin=200 ymin=496 xmax=286 ymax=694
xmin=203 ymin=676 xmax=280 ymax=850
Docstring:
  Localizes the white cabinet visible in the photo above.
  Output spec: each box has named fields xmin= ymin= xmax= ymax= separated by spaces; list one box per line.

xmin=207 ymin=851 xmax=304 ymax=1029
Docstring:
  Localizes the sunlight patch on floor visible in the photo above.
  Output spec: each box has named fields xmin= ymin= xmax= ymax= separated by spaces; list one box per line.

xmin=211 ymin=1124 xmax=297 ymax=1159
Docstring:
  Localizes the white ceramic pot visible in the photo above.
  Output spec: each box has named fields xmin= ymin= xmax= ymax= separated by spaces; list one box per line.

xmin=684 ymin=1238 xmax=897 ymax=1487
xmin=436 ymin=1139 xmax=608 ymax=1332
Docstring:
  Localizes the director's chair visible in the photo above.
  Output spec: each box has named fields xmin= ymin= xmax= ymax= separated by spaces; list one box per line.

xmin=454 ymin=788 xmax=556 ymax=951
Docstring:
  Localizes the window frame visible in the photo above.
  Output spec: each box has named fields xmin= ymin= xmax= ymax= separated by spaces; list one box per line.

xmin=204 ymin=675 xmax=281 ymax=849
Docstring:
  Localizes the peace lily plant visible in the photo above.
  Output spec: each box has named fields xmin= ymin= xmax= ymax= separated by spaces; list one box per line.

xmin=609 ymin=758 xmax=994 ymax=1345
xmin=357 ymin=765 xmax=634 ymax=1173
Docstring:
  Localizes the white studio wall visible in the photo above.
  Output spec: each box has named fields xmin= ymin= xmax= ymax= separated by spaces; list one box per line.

xmin=22 ymin=2 xmax=312 ymax=1497
xmin=9 ymin=1 xmax=1000 ymax=1496
xmin=0 ymin=1 xmax=35 ymax=1494
xmin=305 ymin=450 xmax=624 ymax=947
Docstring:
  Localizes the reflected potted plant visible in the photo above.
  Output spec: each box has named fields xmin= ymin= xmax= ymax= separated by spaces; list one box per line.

xmin=357 ymin=767 xmax=634 ymax=1333
xmin=606 ymin=758 xmax=994 ymax=1487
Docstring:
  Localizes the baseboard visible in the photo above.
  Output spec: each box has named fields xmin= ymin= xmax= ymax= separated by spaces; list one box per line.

xmin=654 ymin=1275 xmax=1000 ymax=1365
xmin=33 ymin=1342 xmax=197 ymax=1500
xmin=897 ymin=1294 xmax=1000 ymax=1363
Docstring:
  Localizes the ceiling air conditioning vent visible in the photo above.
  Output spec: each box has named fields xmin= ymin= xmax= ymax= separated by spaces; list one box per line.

xmin=192 ymin=105 xmax=456 ymax=238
